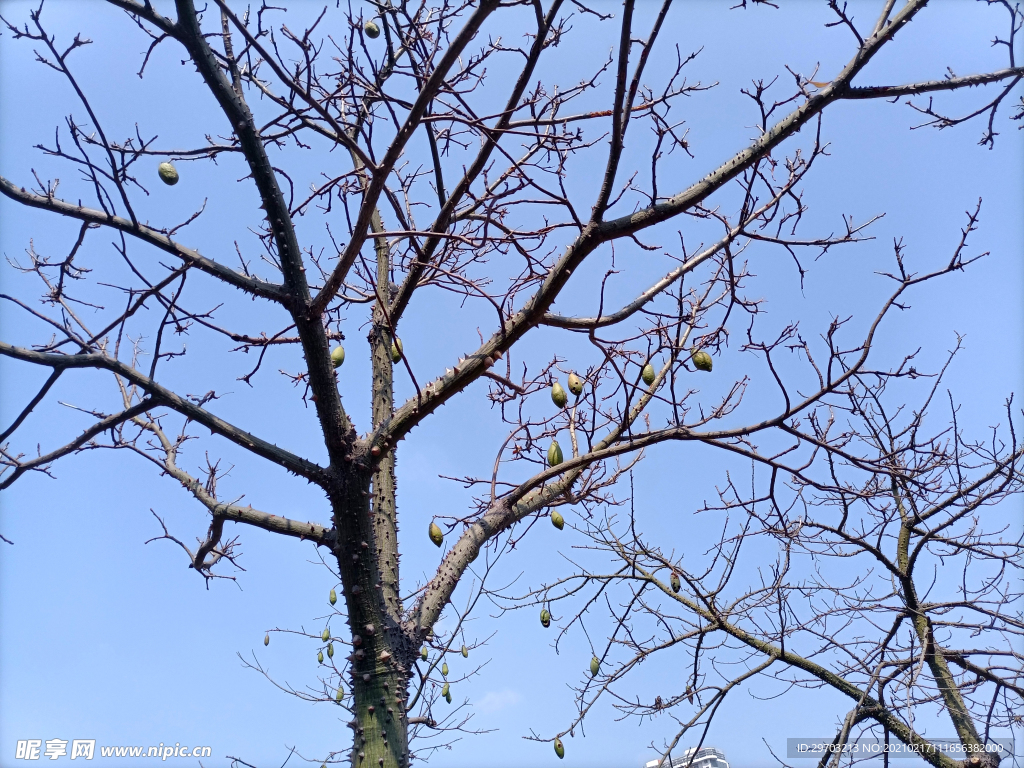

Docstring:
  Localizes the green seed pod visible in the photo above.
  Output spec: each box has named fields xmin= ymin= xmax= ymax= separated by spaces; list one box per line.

xmin=554 ymin=737 xmax=565 ymax=759
xmin=442 ymin=662 xmax=449 ymax=677
xmin=551 ymin=380 xmax=568 ymax=408
xmin=441 ymin=682 xmax=449 ymax=697
xmin=421 ymin=647 xmax=428 ymax=662
xmin=322 ymin=628 xmax=331 ymax=642
xmin=318 ymin=650 xmax=324 ymax=664
xmin=264 ymin=634 xmax=270 ymax=647
xmin=547 ymin=440 xmax=563 ymax=467
xmin=335 ymin=685 xmax=345 ymax=702
xmin=641 ymin=363 xmax=656 ymax=385
xmin=390 ymin=337 xmax=403 ymax=363
xmin=445 ymin=691 xmax=452 ymax=704
xmin=540 ymin=608 xmax=551 ymax=628
xmin=670 ymin=572 xmax=681 ymax=594
xmin=691 ymin=349 xmax=713 ymax=372
xmin=590 ymin=656 xmax=600 ymax=677
xmin=327 ymin=643 xmax=334 ymax=659
xmin=550 ymin=509 xmax=564 ymax=530
xmin=329 ymin=588 xmax=337 ymax=605
xmin=461 ymin=645 xmax=468 ymax=658
xmin=567 ymin=372 xmax=583 ymax=397
xmin=331 ymin=345 xmax=345 ymax=368
xmin=429 ymin=521 xmax=444 ymax=547
xmin=364 ymin=20 xmax=381 ymax=38
xmin=157 ymin=161 xmax=179 ymax=186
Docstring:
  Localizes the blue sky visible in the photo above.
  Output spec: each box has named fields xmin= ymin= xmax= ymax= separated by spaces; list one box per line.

xmin=1 ymin=1 xmax=1022 ymax=767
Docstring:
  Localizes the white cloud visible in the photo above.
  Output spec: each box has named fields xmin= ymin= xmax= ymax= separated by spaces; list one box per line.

xmin=476 ymin=688 xmax=522 ymax=713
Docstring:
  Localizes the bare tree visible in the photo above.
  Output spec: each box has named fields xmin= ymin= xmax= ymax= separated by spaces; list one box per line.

xmin=528 ymin=336 xmax=1023 ymax=768
xmin=1 ymin=1 xmax=1021 ymax=767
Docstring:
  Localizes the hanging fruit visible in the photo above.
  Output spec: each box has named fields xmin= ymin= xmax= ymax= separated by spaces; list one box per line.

xmin=336 ymin=685 xmax=345 ymax=702
xmin=327 ymin=643 xmax=334 ymax=659
xmin=318 ymin=650 xmax=324 ymax=664
xmin=590 ymin=656 xmax=600 ymax=677
xmin=441 ymin=662 xmax=449 ymax=677
xmin=671 ymin=572 xmax=681 ymax=594
xmin=264 ymin=634 xmax=270 ymax=647
xmin=567 ymin=372 xmax=583 ymax=397
xmin=364 ymin=20 xmax=381 ymax=38
xmin=547 ymin=441 xmax=563 ymax=467
xmin=461 ymin=645 xmax=468 ymax=658
xmin=540 ymin=608 xmax=551 ymax=628
xmin=691 ymin=350 xmax=713 ymax=372
xmin=157 ymin=161 xmax=179 ymax=186
xmin=445 ymin=691 xmax=452 ymax=704
xmin=322 ymin=628 xmax=331 ymax=642
xmin=331 ymin=345 xmax=345 ymax=368
xmin=441 ymin=682 xmax=449 ymax=697
xmin=390 ymin=337 xmax=403 ymax=363
xmin=550 ymin=509 xmax=564 ymax=530
xmin=641 ymin=363 xmax=656 ymax=385
xmin=554 ymin=737 xmax=565 ymax=759
xmin=329 ymin=588 xmax=337 ymax=605
xmin=421 ymin=647 xmax=428 ymax=662
xmin=429 ymin=521 xmax=444 ymax=547
xmin=550 ymin=380 xmax=568 ymax=408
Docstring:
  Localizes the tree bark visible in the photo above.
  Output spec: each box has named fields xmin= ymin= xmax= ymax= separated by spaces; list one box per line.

xmin=331 ymin=473 xmax=412 ymax=768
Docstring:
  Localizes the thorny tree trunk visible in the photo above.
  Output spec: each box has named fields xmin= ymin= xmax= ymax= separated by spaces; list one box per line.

xmin=332 ymin=464 xmax=414 ymax=768
xmin=333 ymin=209 xmax=417 ymax=768
xmin=179 ymin=0 xmax=418 ymax=762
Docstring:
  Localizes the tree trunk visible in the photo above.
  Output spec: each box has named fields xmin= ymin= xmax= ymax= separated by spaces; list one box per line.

xmin=348 ymin=651 xmax=411 ymax=768
xmin=332 ymin=212 xmax=416 ymax=768
xmin=331 ymin=463 xmax=415 ymax=768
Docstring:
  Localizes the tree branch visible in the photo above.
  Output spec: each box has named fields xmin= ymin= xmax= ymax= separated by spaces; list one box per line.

xmin=1 ymin=397 xmax=159 ymax=489
xmin=312 ymin=0 xmax=503 ymax=316
xmin=843 ymin=66 xmax=1024 ymax=99
xmin=0 ymin=342 xmax=329 ymax=485
xmin=0 ymin=175 xmax=287 ymax=303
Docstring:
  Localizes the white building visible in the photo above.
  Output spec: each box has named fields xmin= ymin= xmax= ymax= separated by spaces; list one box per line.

xmin=644 ymin=746 xmax=730 ymax=768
